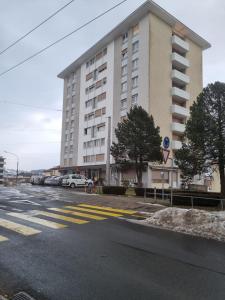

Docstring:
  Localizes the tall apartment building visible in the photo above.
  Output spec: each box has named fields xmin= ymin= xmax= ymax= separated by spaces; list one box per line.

xmin=58 ymin=0 xmax=210 ymax=187
xmin=0 ymin=156 xmax=5 ymax=184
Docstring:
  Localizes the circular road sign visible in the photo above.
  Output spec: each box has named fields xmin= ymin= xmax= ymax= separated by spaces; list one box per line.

xmin=163 ymin=136 xmax=170 ymax=149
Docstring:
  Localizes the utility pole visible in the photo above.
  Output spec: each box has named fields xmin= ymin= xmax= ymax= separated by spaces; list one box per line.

xmin=106 ymin=116 xmax=111 ymax=186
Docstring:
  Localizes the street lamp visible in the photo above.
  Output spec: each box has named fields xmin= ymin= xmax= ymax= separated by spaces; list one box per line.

xmin=4 ymin=151 xmax=19 ymax=185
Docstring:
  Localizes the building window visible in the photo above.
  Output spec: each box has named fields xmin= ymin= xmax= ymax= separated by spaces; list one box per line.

xmin=84 ymin=112 xmax=94 ymax=121
xmin=66 ymin=111 xmax=69 ymax=119
xmin=65 ymin=146 xmax=68 ymax=154
xmin=72 ymin=83 xmax=75 ymax=92
xmin=93 ymin=69 xmax=98 ymax=81
xmin=121 ymin=65 xmax=127 ymax=77
xmin=96 ymin=80 xmax=101 ymax=89
xmin=121 ymin=81 xmax=127 ymax=93
xmin=98 ymin=62 xmax=107 ymax=73
xmin=72 ymin=96 xmax=75 ymax=103
xmin=132 ymin=76 xmax=138 ymax=89
xmin=122 ymin=32 xmax=128 ymax=43
xmin=102 ymin=107 xmax=106 ymax=115
xmin=121 ymin=98 xmax=127 ymax=110
xmin=91 ymin=126 xmax=97 ymax=138
xmin=65 ymin=122 xmax=69 ymax=130
xmin=65 ymin=134 xmax=68 ymax=142
xmin=70 ymin=133 xmax=73 ymax=141
xmin=97 ymin=123 xmax=105 ymax=132
xmin=71 ymin=108 xmax=75 ymax=115
xmin=71 ymin=120 xmax=74 ymax=127
xmin=98 ymin=92 xmax=106 ymax=102
xmin=95 ymin=109 xmax=102 ymax=118
xmin=132 ymin=41 xmax=139 ymax=54
xmin=121 ymin=48 xmax=128 ymax=60
xmin=96 ymin=154 xmax=105 ymax=162
xmin=85 ymin=99 xmax=92 ymax=108
xmin=86 ymin=72 xmax=93 ymax=81
xmin=132 ymin=24 xmax=139 ymax=36
xmin=101 ymin=138 xmax=105 ymax=146
xmin=132 ymin=94 xmax=138 ymax=105
xmin=69 ymin=145 xmax=73 ymax=153
xmin=69 ymin=158 xmax=73 ymax=165
xmin=102 ymin=77 xmax=107 ymax=85
xmin=64 ymin=159 xmax=67 ymax=166
xmin=132 ymin=58 xmax=138 ymax=71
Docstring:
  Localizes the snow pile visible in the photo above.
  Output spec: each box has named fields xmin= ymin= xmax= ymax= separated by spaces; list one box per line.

xmin=143 ymin=207 xmax=225 ymax=241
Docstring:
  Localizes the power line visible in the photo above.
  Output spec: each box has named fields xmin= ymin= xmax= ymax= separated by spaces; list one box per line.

xmin=0 ymin=100 xmax=62 ymax=111
xmin=0 ymin=0 xmax=75 ymax=56
xmin=0 ymin=0 xmax=128 ymax=78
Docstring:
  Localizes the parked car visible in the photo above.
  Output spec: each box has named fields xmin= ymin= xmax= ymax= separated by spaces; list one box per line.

xmin=44 ymin=176 xmax=63 ymax=186
xmin=62 ymin=174 xmax=93 ymax=188
xmin=30 ymin=175 xmax=46 ymax=185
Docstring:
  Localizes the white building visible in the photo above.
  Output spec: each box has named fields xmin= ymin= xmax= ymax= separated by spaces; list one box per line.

xmin=0 ymin=156 xmax=5 ymax=184
xmin=58 ymin=0 xmax=210 ymax=187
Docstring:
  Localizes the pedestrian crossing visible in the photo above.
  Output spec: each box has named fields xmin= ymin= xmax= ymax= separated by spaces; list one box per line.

xmin=0 ymin=203 xmax=137 ymax=244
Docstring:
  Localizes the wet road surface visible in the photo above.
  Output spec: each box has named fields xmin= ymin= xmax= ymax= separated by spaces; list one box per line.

xmin=0 ymin=185 xmax=225 ymax=300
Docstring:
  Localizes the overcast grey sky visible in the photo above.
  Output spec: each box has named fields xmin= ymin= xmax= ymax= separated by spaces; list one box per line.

xmin=0 ymin=0 xmax=224 ymax=171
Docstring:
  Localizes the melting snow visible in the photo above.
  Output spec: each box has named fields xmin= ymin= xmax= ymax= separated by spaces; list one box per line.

xmin=142 ymin=207 xmax=225 ymax=242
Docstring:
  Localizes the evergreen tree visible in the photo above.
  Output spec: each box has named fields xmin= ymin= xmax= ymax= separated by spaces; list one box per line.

xmin=111 ymin=106 xmax=162 ymax=187
xmin=175 ymin=82 xmax=225 ymax=195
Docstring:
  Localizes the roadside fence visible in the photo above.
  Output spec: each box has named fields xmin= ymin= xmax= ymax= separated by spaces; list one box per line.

xmin=143 ymin=188 xmax=225 ymax=210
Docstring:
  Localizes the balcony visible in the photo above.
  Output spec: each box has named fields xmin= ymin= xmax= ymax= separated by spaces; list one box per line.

xmin=171 ymin=122 xmax=185 ymax=134
xmin=172 ymin=140 xmax=182 ymax=150
xmin=171 ymin=52 xmax=190 ymax=70
xmin=171 ymin=87 xmax=190 ymax=102
xmin=171 ymin=69 xmax=190 ymax=85
xmin=171 ymin=105 xmax=190 ymax=118
xmin=172 ymin=35 xmax=189 ymax=53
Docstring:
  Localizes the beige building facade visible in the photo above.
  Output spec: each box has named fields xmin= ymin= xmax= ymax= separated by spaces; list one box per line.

xmin=58 ymin=0 xmax=210 ymax=187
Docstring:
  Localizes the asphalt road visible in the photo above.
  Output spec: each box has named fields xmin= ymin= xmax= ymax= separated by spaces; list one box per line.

xmin=0 ymin=185 xmax=225 ymax=300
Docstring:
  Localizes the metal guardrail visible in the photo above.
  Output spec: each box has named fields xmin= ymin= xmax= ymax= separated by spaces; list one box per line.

xmin=143 ymin=188 xmax=225 ymax=210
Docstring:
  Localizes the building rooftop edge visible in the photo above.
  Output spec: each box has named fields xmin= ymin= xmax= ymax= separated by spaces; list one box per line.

xmin=57 ymin=0 xmax=211 ymax=79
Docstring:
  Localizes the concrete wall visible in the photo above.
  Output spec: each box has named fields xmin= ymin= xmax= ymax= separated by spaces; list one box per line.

xmin=149 ymin=13 xmax=172 ymax=155
xmin=185 ymin=39 xmax=203 ymax=108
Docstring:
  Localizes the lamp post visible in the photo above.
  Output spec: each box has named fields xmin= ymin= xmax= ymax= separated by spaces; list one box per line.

xmin=4 ymin=151 xmax=19 ymax=185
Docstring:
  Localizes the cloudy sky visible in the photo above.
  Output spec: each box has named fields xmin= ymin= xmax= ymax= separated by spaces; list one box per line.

xmin=0 ymin=0 xmax=224 ymax=171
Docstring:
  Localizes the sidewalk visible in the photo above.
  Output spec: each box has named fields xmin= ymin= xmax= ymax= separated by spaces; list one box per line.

xmin=70 ymin=191 xmax=167 ymax=214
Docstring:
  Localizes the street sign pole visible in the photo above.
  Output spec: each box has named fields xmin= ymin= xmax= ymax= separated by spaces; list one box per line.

xmin=162 ymin=137 xmax=170 ymax=201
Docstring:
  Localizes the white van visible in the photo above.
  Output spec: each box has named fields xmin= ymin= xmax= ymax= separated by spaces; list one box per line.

xmin=62 ymin=174 xmax=93 ymax=188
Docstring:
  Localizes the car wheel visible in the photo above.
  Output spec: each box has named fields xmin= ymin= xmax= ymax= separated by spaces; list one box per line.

xmin=70 ymin=183 xmax=76 ymax=188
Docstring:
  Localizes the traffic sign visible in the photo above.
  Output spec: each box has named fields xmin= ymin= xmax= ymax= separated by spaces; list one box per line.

xmin=162 ymin=149 xmax=170 ymax=164
xmin=163 ymin=136 xmax=170 ymax=149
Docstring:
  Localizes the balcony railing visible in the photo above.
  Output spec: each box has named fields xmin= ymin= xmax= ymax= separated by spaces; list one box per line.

xmin=171 ymin=52 xmax=190 ymax=69
xmin=171 ymin=69 xmax=190 ymax=85
xmin=171 ymin=122 xmax=185 ymax=134
xmin=172 ymin=140 xmax=182 ymax=150
xmin=171 ymin=87 xmax=190 ymax=102
xmin=172 ymin=35 xmax=189 ymax=53
xmin=171 ymin=104 xmax=190 ymax=118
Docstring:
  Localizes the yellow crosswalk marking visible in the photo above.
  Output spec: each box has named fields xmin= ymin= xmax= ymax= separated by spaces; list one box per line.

xmin=34 ymin=211 xmax=89 ymax=225
xmin=7 ymin=213 xmax=67 ymax=229
xmin=0 ymin=218 xmax=41 ymax=236
xmin=48 ymin=208 xmax=106 ymax=220
xmin=78 ymin=204 xmax=136 ymax=215
xmin=0 ymin=235 xmax=8 ymax=242
xmin=65 ymin=206 xmax=122 ymax=217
